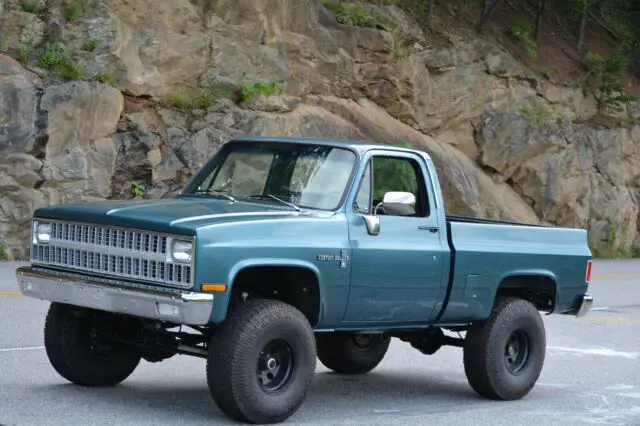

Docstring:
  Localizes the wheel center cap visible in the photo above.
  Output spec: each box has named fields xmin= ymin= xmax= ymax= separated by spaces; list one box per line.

xmin=267 ymin=358 xmax=277 ymax=370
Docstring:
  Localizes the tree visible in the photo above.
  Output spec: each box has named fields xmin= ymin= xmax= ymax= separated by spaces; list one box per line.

xmin=576 ymin=0 xmax=598 ymax=53
xmin=534 ymin=0 xmax=548 ymax=41
xmin=475 ymin=0 xmax=504 ymax=33
xmin=427 ymin=0 xmax=436 ymax=30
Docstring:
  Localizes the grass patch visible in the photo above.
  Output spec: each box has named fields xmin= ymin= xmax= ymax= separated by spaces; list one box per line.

xmin=538 ymin=68 xmax=553 ymax=80
xmin=37 ymin=43 xmax=82 ymax=80
xmin=22 ymin=0 xmax=41 ymax=13
xmin=82 ymin=39 xmax=99 ymax=52
xmin=96 ymin=72 xmax=116 ymax=86
xmin=65 ymin=0 xmax=84 ymax=21
xmin=321 ymin=0 xmax=388 ymax=28
xmin=240 ymin=80 xmax=281 ymax=101
xmin=520 ymin=104 xmax=554 ymax=127
xmin=160 ymin=81 xmax=234 ymax=112
xmin=0 ymin=244 xmax=5 ymax=260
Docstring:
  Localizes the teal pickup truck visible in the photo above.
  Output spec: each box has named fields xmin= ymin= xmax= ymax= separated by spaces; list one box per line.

xmin=17 ymin=136 xmax=593 ymax=424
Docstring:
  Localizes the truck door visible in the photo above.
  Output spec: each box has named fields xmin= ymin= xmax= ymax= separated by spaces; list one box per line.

xmin=343 ymin=149 xmax=447 ymax=324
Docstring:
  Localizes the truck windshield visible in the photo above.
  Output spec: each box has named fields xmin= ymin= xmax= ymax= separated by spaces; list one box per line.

xmin=183 ymin=142 xmax=357 ymax=211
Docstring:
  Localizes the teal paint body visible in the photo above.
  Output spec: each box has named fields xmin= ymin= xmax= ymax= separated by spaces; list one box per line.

xmin=31 ymin=136 xmax=592 ymax=330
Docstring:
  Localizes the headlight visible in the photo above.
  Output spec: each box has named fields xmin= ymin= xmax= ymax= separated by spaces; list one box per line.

xmin=171 ymin=240 xmax=192 ymax=262
xmin=35 ymin=222 xmax=52 ymax=243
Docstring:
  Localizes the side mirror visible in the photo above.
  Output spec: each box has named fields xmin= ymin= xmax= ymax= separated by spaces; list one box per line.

xmin=364 ymin=191 xmax=416 ymax=236
xmin=382 ymin=191 xmax=416 ymax=206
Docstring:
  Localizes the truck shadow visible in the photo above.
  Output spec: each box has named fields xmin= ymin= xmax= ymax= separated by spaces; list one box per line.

xmin=32 ymin=370 xmax=493 ymax=424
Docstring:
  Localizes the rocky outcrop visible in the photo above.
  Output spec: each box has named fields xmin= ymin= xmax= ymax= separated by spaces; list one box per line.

xmin=0 ymin=0 xmax=638 ymax=259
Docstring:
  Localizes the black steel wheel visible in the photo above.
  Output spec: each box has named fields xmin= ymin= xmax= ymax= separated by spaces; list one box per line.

xmin=504 ymin=329 xmax=531 ymax=374
xmin=207 ymin=299 xmax=316 ymax=424
xmin=43 ymin=302 xmax=141 ymax=387
xmin=316 ymin=332 xmax=390 ymax=375
xmin=257 ymin=339 xmax=295 ymax=395
xmin=463 ymin=297 xmax=546 ymax=401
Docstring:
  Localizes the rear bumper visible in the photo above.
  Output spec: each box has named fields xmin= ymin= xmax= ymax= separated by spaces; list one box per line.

xmin=576 ymin=294 xmax=594 ymax=317
xmin=15 ymin=266 xmax=214 ymax=325
xmin=570 ymin=294 xmax=594 ymax=317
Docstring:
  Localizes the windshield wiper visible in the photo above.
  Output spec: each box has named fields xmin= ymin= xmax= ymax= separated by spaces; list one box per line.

xmin=192 ymin=189 xmax=236 ymax=202
xmin=248 ymin=194 xmax=300 ymax=212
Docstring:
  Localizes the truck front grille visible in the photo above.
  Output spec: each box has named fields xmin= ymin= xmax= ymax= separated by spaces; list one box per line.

xmin=30 ymin=220 xmax=193 ymax=289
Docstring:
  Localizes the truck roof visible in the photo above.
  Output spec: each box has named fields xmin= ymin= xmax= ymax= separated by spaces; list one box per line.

xmin=229 ymin=135 xmax=430 ymax=157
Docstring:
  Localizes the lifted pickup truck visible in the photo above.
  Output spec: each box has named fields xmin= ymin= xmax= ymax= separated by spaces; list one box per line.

xmin=17 ymin=136 xmax=593 ymax=424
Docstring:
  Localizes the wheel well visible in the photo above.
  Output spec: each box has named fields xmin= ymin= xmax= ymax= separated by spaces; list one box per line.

xmin=228 ymin=266 xmax=321 ymax=327
xmin=495 ymin=275 xmax=557 ymax=312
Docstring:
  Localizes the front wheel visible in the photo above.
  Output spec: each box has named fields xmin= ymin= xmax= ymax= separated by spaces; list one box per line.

xmin=44 ymin=302 xmax=141 ymax=387
xmin=207 ymin=299 xmax=317 ymax=424
xmin=463 ymin=297 xmax=546 ymax=401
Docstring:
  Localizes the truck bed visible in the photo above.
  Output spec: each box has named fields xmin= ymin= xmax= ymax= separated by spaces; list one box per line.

xmin=435 ymin=215 xmax=591 ymax=325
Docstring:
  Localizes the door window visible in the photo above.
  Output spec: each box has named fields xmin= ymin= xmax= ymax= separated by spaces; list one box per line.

xmin=353 ymin=155 xmax=429 ymax=217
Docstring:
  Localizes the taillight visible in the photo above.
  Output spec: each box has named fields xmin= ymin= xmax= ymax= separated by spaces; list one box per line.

xmin=585 ymin=260 xmax=592 ymax=283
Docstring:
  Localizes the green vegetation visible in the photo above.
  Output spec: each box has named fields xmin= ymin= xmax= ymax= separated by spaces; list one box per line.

xmin=19 ymin=43 xmax=35 ymax=65
xmin=240 ymin=80 xmax=281 ymax=101
xmin=22 ymin=1 xmax=41 ymax=13
xmin=82 ymin=39 xmax=99 ymax=52
xmin=584 ymin=48 xmax=638 ymax=109
xmin=590 ymin=219 xmax=636 ymax=258
xmin=321 ymin=0 xmax=388 ymax=28
xmin=509 ymin=21 xmax=538 ymax=59
xmin=538 ymin=68 xmax=553 ymax=79
xmin=130 ymin=182 xmax=145 ymax=198
xmin=66 ymin=0 xmax=83 ymax=21
xmin=373 ymin=141 xmax=418 ymax=200
xmin=96 ymin=72 xmax=116 ymax=86
xmin=520 ymin=104 xmax=554 ymax=127
xmin=0 ymin=244 xmax=5 ymax=260
xmin=37 ymin=44 xmax=82 ymax=80
xmin=160 ymin=83 xmax=232 ymax=112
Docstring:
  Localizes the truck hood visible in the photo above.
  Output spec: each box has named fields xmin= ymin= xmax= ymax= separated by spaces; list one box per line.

xmin=32 ymin=196 xmax=315 ymax=235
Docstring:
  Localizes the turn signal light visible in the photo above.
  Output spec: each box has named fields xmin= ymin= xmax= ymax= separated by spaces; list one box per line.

xmin=202 ymin=284 xmax=227 ymax=293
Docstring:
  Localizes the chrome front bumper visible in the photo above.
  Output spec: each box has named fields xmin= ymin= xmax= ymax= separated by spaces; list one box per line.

xmin=15 ymin=266 xmax=214 ymax=325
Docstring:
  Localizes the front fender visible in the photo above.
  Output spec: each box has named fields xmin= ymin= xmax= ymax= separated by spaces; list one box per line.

xmin=207 ymin=258 xmax=325 ymax=324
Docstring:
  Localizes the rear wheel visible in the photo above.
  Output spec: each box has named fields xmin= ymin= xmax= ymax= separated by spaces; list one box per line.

xmin=44 ymin=302 xmax=141 ymax=387
xmin=316 ymin=332 xmax=390 ymax=375
xmin=463 ymin=297 xmax=546 ymax=400
xmin=207 ymin=299 xmax=316 ymax=424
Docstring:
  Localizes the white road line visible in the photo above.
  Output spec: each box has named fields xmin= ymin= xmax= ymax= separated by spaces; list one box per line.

xmin=618 ymin=393 xmax=640 ymax=399
xmin=591 ymin=307 xmax=611 ymax=311
xmin=0 ymin=346 xmax=45 ymax=353
xmin=548 ymin=346 xmax=640 ymax=359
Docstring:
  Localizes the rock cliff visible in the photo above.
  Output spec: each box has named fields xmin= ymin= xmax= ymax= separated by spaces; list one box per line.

xmin=0 ymin=0 xmax=639 ymax=259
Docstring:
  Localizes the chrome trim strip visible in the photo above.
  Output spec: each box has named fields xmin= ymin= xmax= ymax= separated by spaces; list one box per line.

xmin=170 ymin=211 xmax=298 ymax=225
xmin=15 ymin=266 xmax=213 ymax=325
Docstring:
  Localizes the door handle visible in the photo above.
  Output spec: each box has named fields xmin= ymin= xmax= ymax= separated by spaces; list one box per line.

xmin=418 ymin=226 xmax=439 ymax=233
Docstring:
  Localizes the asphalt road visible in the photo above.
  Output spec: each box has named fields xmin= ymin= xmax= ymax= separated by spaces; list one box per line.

xmin=1 ymin=260 xmax=639 ymax=426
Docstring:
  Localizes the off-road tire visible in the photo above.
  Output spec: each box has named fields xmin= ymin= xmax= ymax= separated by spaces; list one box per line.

xmin=44 ymin=302 xmax=141 ymax=387
xmin=207 ymin=299 xmax=317 ymax=424
xmin=463 ymin=297 xmax=546 ymax=400
xmin=316 ymin=332 xmax=390 ymax=375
